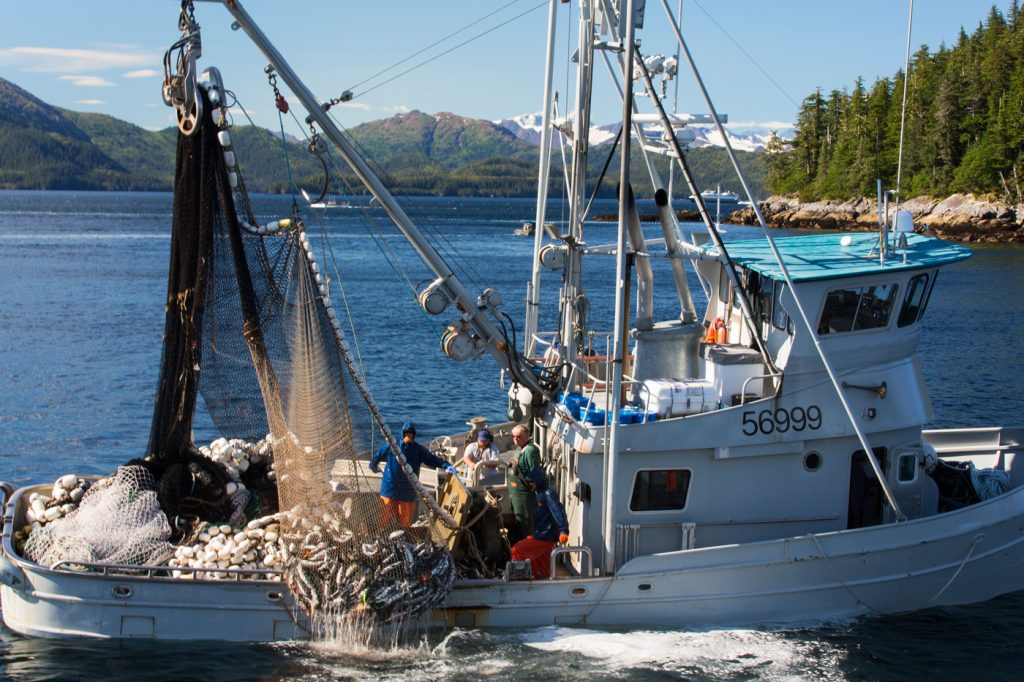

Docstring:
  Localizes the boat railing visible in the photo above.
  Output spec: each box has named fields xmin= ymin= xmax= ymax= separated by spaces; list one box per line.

xmin=549 ymin=545 xmax=594 ymax=579
xmin=469 ymin=460 xmax=509 ymax=487
xmin=738 ymin=371 xmax=784 ymax=405
xmin=48 ymin=558 xmax=284 ymax=582
xmin=565 ymin=359 xmax=659 ymax=427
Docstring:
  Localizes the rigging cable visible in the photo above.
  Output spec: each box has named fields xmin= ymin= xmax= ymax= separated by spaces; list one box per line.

xmin=892 ymin=0 xmax=915 ymax=245
xmin=343 ymin=0 xmax=527 ymax=95
xmin=348 ymin=1 xmax=549 ymax=100
xmin=688 ymin=0 xmax=799 ymax=109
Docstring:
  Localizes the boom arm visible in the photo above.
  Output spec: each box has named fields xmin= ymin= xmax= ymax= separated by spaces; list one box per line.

xmin=199 ymin=0 xmax=547 ymax=398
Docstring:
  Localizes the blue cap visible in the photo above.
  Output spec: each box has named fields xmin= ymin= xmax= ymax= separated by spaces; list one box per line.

xmin=401 ymin=421 xmax=416 ymax=436
xmin=477 ymin=429 xmax=492 ymax=442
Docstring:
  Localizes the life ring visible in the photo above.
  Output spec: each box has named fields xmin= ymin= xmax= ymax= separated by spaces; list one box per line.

xmin=704 ymin=317 xmax=726 ymax=344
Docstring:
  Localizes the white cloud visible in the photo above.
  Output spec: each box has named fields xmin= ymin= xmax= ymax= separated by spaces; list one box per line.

xmin=124 ymin=69 xmax=160 ymax=79
xmin=59 ymin=75 xmax=116 ymax=87
xmin=0 ymin=46 xmax=154 ymax=73
xmin=335 ymin=100 xmax=372 ymax=112
xmin=76 ymin=99 xmax=105 ymax=106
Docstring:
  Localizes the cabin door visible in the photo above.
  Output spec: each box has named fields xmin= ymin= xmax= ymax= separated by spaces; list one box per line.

xmin=847 ymin=448 xmax=888 ymax=529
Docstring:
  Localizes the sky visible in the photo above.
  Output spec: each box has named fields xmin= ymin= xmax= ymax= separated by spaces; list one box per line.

xmin=0 ymin=1 xmax=1010 ymax=137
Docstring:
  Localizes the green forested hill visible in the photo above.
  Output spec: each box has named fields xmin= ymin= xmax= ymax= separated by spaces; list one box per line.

xmin=766 ymin=3 xmax=1024 ymax=202
xmin=0 ymin=76 xmax=765 ymax=198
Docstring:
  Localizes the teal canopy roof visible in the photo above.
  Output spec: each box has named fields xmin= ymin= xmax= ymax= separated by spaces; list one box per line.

xmin=701 ymin=232 xmax=972 ymax=282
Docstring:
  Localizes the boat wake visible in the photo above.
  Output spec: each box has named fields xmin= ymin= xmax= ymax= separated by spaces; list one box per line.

xmin=520 ymin=625 xmax=851 ymax=679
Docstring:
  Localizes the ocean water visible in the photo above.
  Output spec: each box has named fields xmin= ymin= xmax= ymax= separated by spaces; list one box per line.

xmin=1 ymin=190 xmax=1023 ymax=680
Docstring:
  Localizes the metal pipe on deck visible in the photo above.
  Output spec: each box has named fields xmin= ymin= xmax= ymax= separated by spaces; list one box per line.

xmin=654 ymin=188 xmax=697 ymax=322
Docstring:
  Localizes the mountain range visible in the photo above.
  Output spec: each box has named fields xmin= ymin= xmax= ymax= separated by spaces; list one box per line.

xmin=494 ymin=113 xmax=785 ymax=153
xmin=0 ymin=76 xmax=766 ymax=197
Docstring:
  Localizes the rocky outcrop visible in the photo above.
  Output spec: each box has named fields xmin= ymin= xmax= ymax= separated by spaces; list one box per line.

xmin=729 ymin=194 xmax=1024 ymax=243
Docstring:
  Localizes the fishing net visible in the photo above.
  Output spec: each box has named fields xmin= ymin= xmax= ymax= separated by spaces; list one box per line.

xmin=18 ymin=78 xmax=460 ymax=624
xmin=24 ymin=466 xmax=175 ymax=570
xmin=177 ymin=82 xmax=459 ymax=624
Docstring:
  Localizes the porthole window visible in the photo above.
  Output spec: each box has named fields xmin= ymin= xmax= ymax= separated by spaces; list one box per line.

xmin=630 ymin=469 xmax=691 ymax=511
xmin=804 ymin=451 xmax=822 ymax=472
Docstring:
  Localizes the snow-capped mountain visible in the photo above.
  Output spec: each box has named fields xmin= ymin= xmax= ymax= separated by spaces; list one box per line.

xmin=494 ymin=113 xmax=791 ymax=153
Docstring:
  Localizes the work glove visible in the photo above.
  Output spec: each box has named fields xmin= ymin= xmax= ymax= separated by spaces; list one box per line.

xmin=558 ymin=533 xmax=569 ymax=545
xmin=444 ymin=464 xmax=458 ymax=475
xmin=369 ymin=462 xmax=381 ymax=474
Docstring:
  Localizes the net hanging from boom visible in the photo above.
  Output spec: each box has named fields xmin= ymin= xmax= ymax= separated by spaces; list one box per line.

xmin=26 ymin=7 xmax=458 ymax=628
xmin=184 ymin=80 xmax=458 ymax=624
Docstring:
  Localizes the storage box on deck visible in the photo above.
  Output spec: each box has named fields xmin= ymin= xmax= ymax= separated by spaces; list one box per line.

xmin=641 ymin=378 xmax=716 ymax=418
xmin=703 ymin=345 xmax=765 ymax=404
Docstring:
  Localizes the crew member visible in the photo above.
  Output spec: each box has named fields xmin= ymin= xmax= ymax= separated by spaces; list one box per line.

xmin=461 ymin=428 xmax=500 ymax=477
xmin=369 ymin=421 xmax=456 ymax=527
xmin=509 ymin=424 xmax=541 ymax=541
xmin=510 ymin=469 xmax=569 ymax=579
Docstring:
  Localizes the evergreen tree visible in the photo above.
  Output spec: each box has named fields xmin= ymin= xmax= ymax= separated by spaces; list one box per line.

xmin=767 ymin=4 xmax=1021 ymax=202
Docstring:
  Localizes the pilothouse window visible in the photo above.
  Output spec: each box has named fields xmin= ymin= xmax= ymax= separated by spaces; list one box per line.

xmin=630 ymin=469 xmax=692 ymax=511
xmin=818 ymin=283 xmax=898 ymax=335
xmin=898 ymin=273 xmax=932 ymax=327
xmin=772 ymin=281 xmax=790 ymax=331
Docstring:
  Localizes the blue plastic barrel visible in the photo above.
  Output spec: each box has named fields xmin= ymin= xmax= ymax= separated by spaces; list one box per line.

xmin=619 ymin=408 xmax=636 ymax=424
xmin=583 ymin=408 xmax=606 ymax=426
xmin=562 ymin=392 xmax=585 ymax=415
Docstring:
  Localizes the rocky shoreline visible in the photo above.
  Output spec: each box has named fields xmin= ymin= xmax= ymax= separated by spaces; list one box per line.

xmin=727 ymin=193 xmax=1024 ymax=244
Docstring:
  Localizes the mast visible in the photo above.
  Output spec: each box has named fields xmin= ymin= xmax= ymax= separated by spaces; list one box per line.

xmin=561 ymin=0 xmax=598 ymax=377
xmin=524 ymin=0 xmax=562 ymax=359
xmin=603 ymin=0 xmax=638 ymax=577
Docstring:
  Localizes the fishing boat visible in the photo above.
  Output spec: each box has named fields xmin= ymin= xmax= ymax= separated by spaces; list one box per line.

xmin=690 ymin=188 xmax=739 ymax=203
xmin=2 ymin=0 xmax=1023 ymax=641
xmin=310 ymin=198 xmax=352 ymax=210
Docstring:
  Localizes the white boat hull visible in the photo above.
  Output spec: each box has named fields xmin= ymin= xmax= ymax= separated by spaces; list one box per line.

xmin=435 ymin=484 xmax=1024 ymax=629
xmin=4 ymin=462 xmax=1023 ymax=639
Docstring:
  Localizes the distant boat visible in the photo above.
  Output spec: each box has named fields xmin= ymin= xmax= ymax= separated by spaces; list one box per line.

xmin=690 ymin=188 xmax=739 ymax=203
xmin=310 ymin=197 xmax=352 ymax=209
xmin=515 ymin=221 xmax=559 ymax=238
xmin=301 ymin=188 xmax=355 ymax=209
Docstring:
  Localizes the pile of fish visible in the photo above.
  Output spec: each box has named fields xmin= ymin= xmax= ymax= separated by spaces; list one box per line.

xmin=11 ymin=437 xmax=456 ymax=622
xmin=168 ymin=513 xmax=287 ymax=580
xmin=11 ymin=475 xmax=92 ymax=554
xmin=284 ymin=524 xmax=455 ymax=623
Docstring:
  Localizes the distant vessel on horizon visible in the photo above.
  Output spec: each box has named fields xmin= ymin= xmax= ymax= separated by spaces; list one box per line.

xmin=690 ymin=188 xmax=739 ymax=203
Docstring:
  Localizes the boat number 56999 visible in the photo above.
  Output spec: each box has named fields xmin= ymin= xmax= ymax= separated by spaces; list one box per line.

xmin=741 ymin=405 xmax=822 ymax=436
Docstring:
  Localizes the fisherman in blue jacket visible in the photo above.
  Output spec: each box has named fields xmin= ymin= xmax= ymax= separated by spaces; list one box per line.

xmin=510 ymin=469 xmax=569 ymax=579
xmin=369 ymin=421 xmax=456 ymax=527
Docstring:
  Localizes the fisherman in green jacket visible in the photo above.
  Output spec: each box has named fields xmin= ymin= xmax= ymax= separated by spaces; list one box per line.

xmin=509 ymin=424 xmax=541 ymax=541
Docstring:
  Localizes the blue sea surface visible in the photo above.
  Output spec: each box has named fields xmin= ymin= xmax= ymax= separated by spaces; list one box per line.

xmin=0 ymin=189 xmax=1022 ymax=680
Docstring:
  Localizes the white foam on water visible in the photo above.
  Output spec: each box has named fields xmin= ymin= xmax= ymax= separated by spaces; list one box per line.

xmin=293 ymin=626 xmax=517 ymax=681
xmin=520 ymin=625 xmax=847 ymax=680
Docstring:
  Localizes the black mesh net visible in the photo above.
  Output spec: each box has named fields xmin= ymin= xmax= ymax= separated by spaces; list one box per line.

xmin=25 ymin=85 xmax=458 ymax=628
xmin=156 ymin=85 xmax=457 ymax=625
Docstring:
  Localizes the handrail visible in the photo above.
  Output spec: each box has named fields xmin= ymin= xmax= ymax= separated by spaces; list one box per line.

xmin=739 ymin=372 xmax=783 ymax=405
xmin=48 ymin=558 xmax=283 ymax=581
xmin=548 ymin=545 xmax=593 ymax=580
xmin=469 ymin=461 xmax=509 ymax=487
